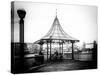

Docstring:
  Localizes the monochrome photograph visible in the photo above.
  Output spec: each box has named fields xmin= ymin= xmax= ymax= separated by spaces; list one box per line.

xmin=11 ymin=1 xmax=97 ymax=74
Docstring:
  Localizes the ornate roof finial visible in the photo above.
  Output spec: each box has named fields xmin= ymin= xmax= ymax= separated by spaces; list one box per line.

xmin=56 ymin=9 xmax=57 ymax=17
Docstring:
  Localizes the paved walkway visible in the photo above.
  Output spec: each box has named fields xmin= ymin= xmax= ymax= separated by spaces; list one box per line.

xmin=29 ymin=60 xmax=93 ymax=72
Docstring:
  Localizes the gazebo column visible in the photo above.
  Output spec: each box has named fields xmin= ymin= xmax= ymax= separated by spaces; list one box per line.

xmin=39 ymin=40 xmax=44 ymax=53
xmin=40 ymin=44 xmax=43 ymax=51
xmin=62 ymin=42 xmax=63 ymax=55
xmin=46 ymin=40 xmax=49 ymax=61
xmin=59 ymin=42 xmax=60 ymax=53
xmin=58 ymin=42 xmax=61 ymax=59
xmin=71 ymin=41 xmax=75 ymax=60
xmin=49 ymin=40 xmax=52 ymax=61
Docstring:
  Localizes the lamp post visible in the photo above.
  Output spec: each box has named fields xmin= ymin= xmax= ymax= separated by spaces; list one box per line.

xmin=17 ymin=9 xmax=26 ymax=43
xmin=17 ymin=9 xmax=26 ymax=72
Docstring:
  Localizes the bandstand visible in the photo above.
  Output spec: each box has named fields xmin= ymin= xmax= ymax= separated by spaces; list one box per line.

xmin=34 ymin=13 xmax=79 ymax=61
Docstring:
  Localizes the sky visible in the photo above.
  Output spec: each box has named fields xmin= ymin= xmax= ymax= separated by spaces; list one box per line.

xmin=12 ymin=1 xmax=98 ymax=45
